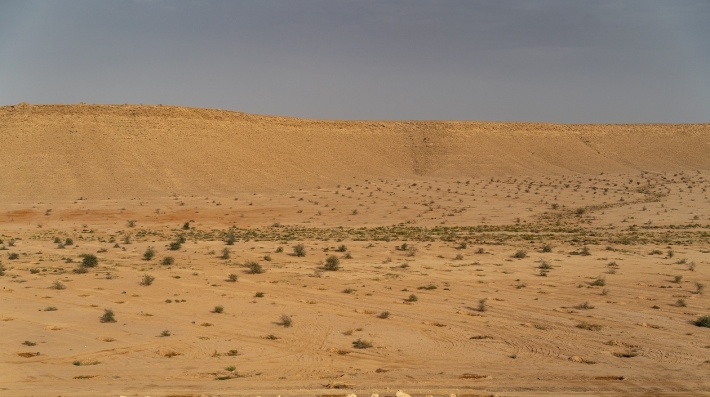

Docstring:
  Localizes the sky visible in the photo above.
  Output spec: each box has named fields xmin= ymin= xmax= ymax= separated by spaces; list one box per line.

xmin=0 ymin=0 xmax=708 ymax=123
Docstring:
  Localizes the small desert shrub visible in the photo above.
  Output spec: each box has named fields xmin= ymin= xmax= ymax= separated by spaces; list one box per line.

xmin=245 ymin=261 xmax=263 ymax=274
xmin=456 ymin=242 xmax=468 ymax=250
xmin=65 ymin=238 xmax=74 ymax=246
xmin=454 ymin=253 xmax=464 ymax=260
xmin=44 ymin=306 xmax=58 ymax=311
xmin=293 ymin=243 xmax=306 ymax=257
xmin=30 ymin=268 xmax=39 ymax=274
xmin=406 ymin=294 xmax=418 ymax=302
xmin=182 ymin=222 xmax=191 ymax=230
xmin=324 ymin=255 xmax=340 ymax=271
xmin=143 ymin=247 xmax=156 ymax=261
xmin=576 ymin=207 xmax=586 ymax=215
xmin=73 ymin=265 xmax=88 ymax=274
xmin=476 ymin=247 xmax=485 ymax=254
xmin=226 ymin=273 xmax=238 ymax=282
xmin=352 ymin=339 xmax=372 ymax=349
xmin=542 ymin=244 xmax=553 ymax=253
xmin=22 ymin=340 xmax=36 ymax=346
xmin=280 ymin=314 xmax=292 ymax=327
xmin=696 ymin=282 xmax=705 ymax=295
xmin=342 ymin=288 xmax=354 ymax=294
xmin=168 ymin=240 xmax=182 ymax=251
xmin=667 ymin=249 xmax=675 ymax=258
xmin=675 ymin=299 xmax=687 ymax=307
xmin=478 ymin=298 xmax=488 ymax=312
xmin=213 ymin=305 xmax=224 ymax=314
xmin=50 ymin=280 xmax=66 ymax=290
xmin=539 ymin=261 xmax=552 ymax=270
xmin=140 ymin=274 xmax=155 ymax=286
xmin=8 ymin=253 xmax=19 ymax=260
xmin=576 ymin=322 xmax=602 ymax=331
xmin=100 ymin=309 xmax=116 ymax=323
xmin=161 ymin=256 xmax=174 ymax=266
xmin=695 ymin=315 xmax=710 ymax=328
xmin=575 ymin=302 xmax=594 ymax=310
xmin=127 ymin=220 xmax=136 ymax=227
xmin=513 ymin=250 xmax=527 ymax=259
xmin=673 ymin=275 xmax=683 ymax=283
xmin=220 ymin=248 xmax=231 ymax=259
xmin=688 ymin=262 xmax=696 ymax=271
xmin=254 ymin=292 xmax=264 ymax=297
xmin=591 ymin=276 xmax=606 ymax=286
xmin=225 ymin=229 xmax=236 ymax=245
xmin=407 ymin=246 xmax=418 ymax=257
xmin=160 ymin=330 xmax=171 ymax=337
xmin=336 ymin=245 xmax=347 ymax=252
xmin=0 ymin=262 xmax=5 ymax=276
xmin=81 ymin=254 xmax=98 ymax=268
xmin=263 ymin=255 xmax=272 ymax=261
xmin=378 ymin=311 xmax=390 ymax=319
xmin=226 ymin=365 xmax=236 ymax=372
xmin=649 ymin=249 xmax=663 ymax=255
xmin=580 ymin=246 xmax=591 ymax=256
xmin=275 ymin=246 xmax=284 ymax=253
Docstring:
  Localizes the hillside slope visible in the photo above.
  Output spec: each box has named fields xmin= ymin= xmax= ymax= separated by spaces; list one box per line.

xmin=1 ymin=103 xmax=708 ymax=200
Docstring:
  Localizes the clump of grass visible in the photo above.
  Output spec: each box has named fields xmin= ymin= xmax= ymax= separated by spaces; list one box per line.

xmin=406 ymin=294 xmax=418 ymax=302
xmin=478 ymin=298 xmax=487 ymax=312
xmin=378 ymin=311 xmax=390 ymax=319
xmin=575 ymin=302 xmax=594 ymax=310
xmin=220 ymin=248 xmax=231 ymax=260
xmin=324 ymin=255 xmax=340 ymax=271
xmin=254 ymin=292 xmax=264 ymax=298
xmin=695 ymin=315 xmax=710 ymax=328
xmin=213 ymin=305 xmax=224 ymax=314
xmin=352 ymin=339 xmax=372 ymax=349
xmin=263 ymin=255 xmax=271 ymax=261
xmin=275 ymin=246 xmax=284 ymax=253
xmin=100 ymin=309 xmax=116 ymax=323
xmin=44 ymin=306 xmax=58 ymax=311
xmin=160 ymin=330 xmax=171 ymax=337
xmin=0 ymin=261 xmax=5 ymax=276
xmin=226 ymin=273 xmax=238 ymax=282
xmin=342 ymin=288 xmax=354 ymax=294
xmin=576 ymin=322 xmax=602 ymax=331
xmin=513 ymin=250 xmax=527 ymax=259
xmin=673 ymin=275 xmax=683 ymax=283
xmin=675 ymin=299 xmax=687 ymax=307
xmin=539 ymin=261 xmax=552 ymax=270
xmin=245 ymin=261 xmax=263 ymax=274
xmin=580 ymin=246 xmax=591 ymax=256
xmin=140 ymin=274 xmax=155 ymax=286
xmin=80 ymin=254 xmax=98 ymax=268
xmin=169 ymin=240 xmax=182 ymax=251
xmin=143 ymin=247 xmax=156 ymax=261
xmin=8 ymin=253 xmax=19 ymax=260
xmin=280 ymin=314 xmax=292 ymax=327
xmin=50 ymin=280 xmax=66 ymax=290
xmin=336 ymin=245 xmax=347 ymax=252
xmin=696 ymin=282 xmax=705 ymax=295
xmin=591 ymin=276 xmax=606 ymax=286
xmin=161 ymin=256 xmax=174 ymax=266
xmin=541 ymin=244 xmax=553 ymax=253
xmin=22 ymin=340 xmax=36 ymax=346
xmin=293 ymin=243 xmax=306 ymax=257
xmin=454 ymin=253 xmax=464 ymax=260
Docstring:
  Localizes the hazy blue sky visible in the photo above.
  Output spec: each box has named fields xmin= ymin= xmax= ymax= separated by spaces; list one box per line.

xmin=1 ymin=0 xmax=708 ymax=122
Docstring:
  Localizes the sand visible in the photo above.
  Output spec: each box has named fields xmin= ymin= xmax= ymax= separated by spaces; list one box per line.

xmin=0 ymin=103 xmax=709 ymax=396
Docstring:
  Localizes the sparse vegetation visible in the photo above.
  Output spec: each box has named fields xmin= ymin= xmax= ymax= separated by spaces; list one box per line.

xmin=245 ymin=261 xmax=263 ymax=274
xmin=352 ymin=338 xmax=372 ymax=349
xmin=226 ymin=273 xmax=238 ymax=282
xmin=140 ymin=273 xmax=155 ymax=286
xmin=100 ymin=309 xmax=116 ymax=323
xmin=143 ymin=247 xmax=156 ymax=261
xmin=513 ymin=250 xmax=527 ymax=259
xmin=478 ymin=298 xmax=487 ymax=312
xmin=50 ymin=280 xmax=66 ymax=290
xmin=280 ymin=314 xmax=292 ymax=327
xmin=161 ymin=256 xmax=174 ymax=266
xmin=695 ymin=315 xmax=710 ymax=328
xmin=213 ymin=305 xmax=224 ymax=313
xmin=591 ymin=276 xmax=606 ymax=286
xmin=324 ymin=255 xmax=340 ymax=271
xmin=293 ymin=243 xmax=306 ymax=257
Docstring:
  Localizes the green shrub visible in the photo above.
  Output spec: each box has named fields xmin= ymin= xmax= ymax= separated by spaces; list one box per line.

xmin=8 ymin=253 xmax=19 ymax=260
xmin=542 ymin=244 xmax=553 ymax=253
xmin=140 ymin=274 xmax=155 ymax=286
xmin=378 ymin=311 xmax=390 ymax=319
xmin=336 ymin=245 xmax=347 ymax=252
xmin=293 ymin=243 xmax=306 ymax=257
xmin=406 ymin=294 xmax=418 ymax=302
xmin=591 ymin=276 xmax=606 ymax=286
xmin=161 ymin=256 xmax=174 ymax=266
xmin=213 ymin=305 xmax=224 ymax=314
xmin=143 ymin=247 xmax=156 ymax=261
xmin=182 ymin=222 xmax=190 ymax=230
xmin=478 ymin=298 xmax=487 ymax=312
xmin=324 ymin=255 xmax=340 ymax=271
xmin=513 ymin=250 xmax=527 ymax=259
xmin=280 ymin=314 xmax=292 ymax=327
xmin=100 ymin=309 xmax=116 ymax=323
xmin=245 ymin=261 xmax=263 ymax=274
xmin=81 ymin=254 xmax=98 ymax=268
xmin=169 ymin=241 xmax=182 ymax=251
xmin=64 ymin=238 xmax=74 ymax=246
xmin=226 ymin=273 xmax=238 ymax=282
xmin=220 ymin=248 xmax=231 ymax=259
xmin=695 ymin=315 xmax=710 ymax=328
xmin=225 ymin=230 xmax=236 ymax=245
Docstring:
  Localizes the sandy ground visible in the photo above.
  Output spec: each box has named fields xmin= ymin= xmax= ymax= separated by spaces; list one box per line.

xmin=1 ymin=104 xmax=709 ymax=396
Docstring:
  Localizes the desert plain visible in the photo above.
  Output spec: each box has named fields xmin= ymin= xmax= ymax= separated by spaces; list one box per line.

xmin=1 ymin=103 xmax=709 ymax=396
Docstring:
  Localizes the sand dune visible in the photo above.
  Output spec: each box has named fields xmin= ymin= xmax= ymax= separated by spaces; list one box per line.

xmin=1 ymin=103 xmax=708 ymax=201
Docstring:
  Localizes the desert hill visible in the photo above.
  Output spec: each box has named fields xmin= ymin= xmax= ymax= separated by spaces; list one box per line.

xmin=1 ymin=102 xmax=708 ymax=201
